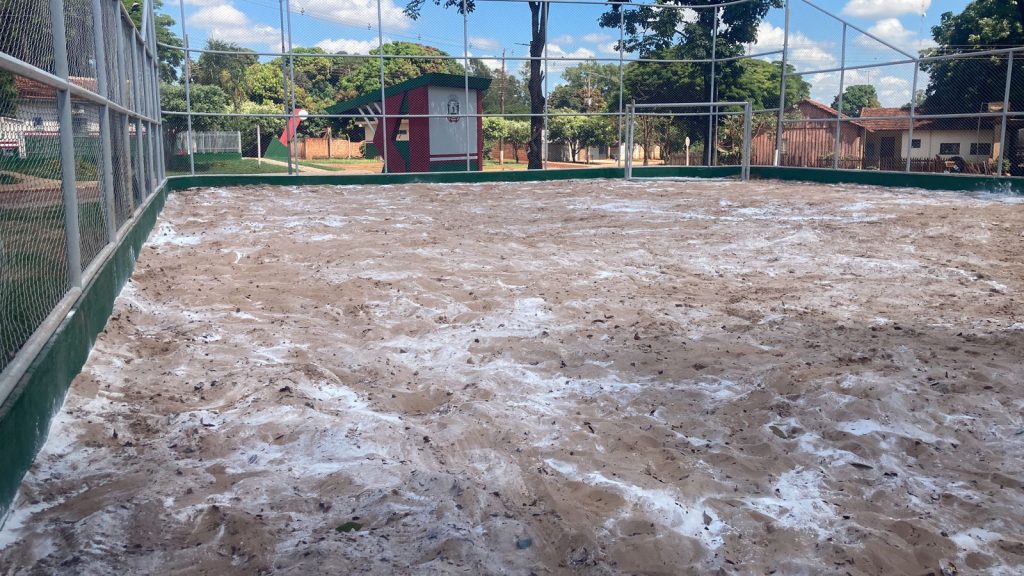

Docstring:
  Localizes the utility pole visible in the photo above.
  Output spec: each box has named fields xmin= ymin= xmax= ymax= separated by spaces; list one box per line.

xmin=500 ymin=48 xmax=506 ymax=166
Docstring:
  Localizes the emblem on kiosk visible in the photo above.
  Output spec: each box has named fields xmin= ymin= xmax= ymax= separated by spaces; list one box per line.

xmin=446 ymin=96 xmax=460 ymax=123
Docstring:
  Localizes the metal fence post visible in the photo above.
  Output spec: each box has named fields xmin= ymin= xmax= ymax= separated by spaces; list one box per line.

xmin=463 ymin=0 xmax=471 ymax=172
xmin=707 ymin=6 xmax=718 ymax=166
xmin=774 ymin=0 xmax=790 ymax=166
xmin=542 ymin=0 xmax=549 ymax=169
xmin=92 ymin=0 xmax=117 ymax=243
xmin=743 ymin=103 xmax=752 ymax=181
xmin=376 ymin=0 xmax=388 ymax=174
xmin=178 ymin=0 xmax=195 ymax=175
xmin=998 ymin=51 xmax=1013 ymax=177
xmin=617 ymin=6 xmax=624 ymax=168
xmin=285 ymin=0 xmax=298 ymax=174
xmin=906 ymin=60 xmax=919 ymax=173
xmin=625 ymin=103 xmax=634 ymax=179
xmin=132 ymin=41 xmax=148 ymax=202
xmin=50 ymin=0 xmax=83 ymax=285
xmin=833 ymin=23 xmax=846 ymax=170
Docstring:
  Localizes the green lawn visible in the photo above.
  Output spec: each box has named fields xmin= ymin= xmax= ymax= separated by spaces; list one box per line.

xmin=0 ymin=200 xmax=111 ymax=372
xmin=167 ymin=157 xmax=288 ymax=175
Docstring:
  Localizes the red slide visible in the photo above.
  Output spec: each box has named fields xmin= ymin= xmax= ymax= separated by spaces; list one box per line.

xmin=278 ymin=109 xmax=308 ymax=145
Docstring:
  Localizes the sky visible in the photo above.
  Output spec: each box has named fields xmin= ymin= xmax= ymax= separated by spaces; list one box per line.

xmin=166 ymin=0 xmax=973 ymax=107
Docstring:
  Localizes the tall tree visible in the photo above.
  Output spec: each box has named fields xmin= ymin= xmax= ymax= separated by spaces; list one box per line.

xmin=336 ymin=41 xmax=464 ymax=100
xmin=600 ymin=0 xmax=783 ymax=153
xmin=718 ymin=60 xmax=809 ymax=111
xmin=548 ymin=61 xmax=622 ymax=112
xmin=404 ymin=0 xmax=549 ymax=169
xmin=831 ymin=84 xmax=880 ymax=117
xmin=920 ymin=0 xmax=1024 ymax=114
xmin=121 ymin=0 xmax=184 ymax=83
xmin=191 ymin=40 xmax=258 ymax=111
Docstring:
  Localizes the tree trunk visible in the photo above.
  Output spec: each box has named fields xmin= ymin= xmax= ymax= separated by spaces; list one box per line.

xmin=527 ymin=1 xmax=547 ymax=170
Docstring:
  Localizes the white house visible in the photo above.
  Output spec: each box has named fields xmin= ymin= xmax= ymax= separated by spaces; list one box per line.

xmin=1 ymin=76 xmax=101 ymax=159
xmin=858 ymin=105 xmax=1004 ymax=172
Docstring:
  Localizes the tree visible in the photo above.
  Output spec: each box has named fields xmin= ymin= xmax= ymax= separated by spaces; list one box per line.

xmin=404 ymin=0 xmax=549 ymax=170
xmin=602 ymin=0 xmax=783 ymax=159
xmin=548 ymin=61 xmax=621 ymax=112
xmin=191 ymin=40 xmax=259 ymax=111
xmin=920 ymin=0 xmax=1024 ymax=114
xmin=549 ymin=113 xmax=615 ymax=163
xmin=336 ymin=42 xmax=463 ymax=100
xmin=159 ymin=83 xmax=229 ymax=160
xmin=718 ymin=60 xmax=809 ymax=111
xmin=121 ymin=0 xmax=184 ymax=83
xmin=832 ymin=85 xmax=880 ymax=117
xmin=482 ymin=66 xmax=530 ymax=116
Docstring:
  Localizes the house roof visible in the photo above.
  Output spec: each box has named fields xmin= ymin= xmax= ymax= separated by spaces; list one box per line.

xmin=857 ymin=106 xmax=997 ymax=132
xmin=326 ymin=73 xmax=492 ymax=114
xmin=16 ymin=76 xmax=100 ymax=99
xmin=797 ymin=99 xmax=872 ymax=130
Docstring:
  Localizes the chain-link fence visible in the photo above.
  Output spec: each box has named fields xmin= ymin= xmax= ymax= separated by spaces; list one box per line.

xmin=161 ymin=0 xmax=1023 ymax=179
xmin=0 ymin=0 xmax=163 ymax=405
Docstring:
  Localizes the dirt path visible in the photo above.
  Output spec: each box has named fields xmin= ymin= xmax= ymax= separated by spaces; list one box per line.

xmin=2 ymin=179 xmax=1024 ymax=575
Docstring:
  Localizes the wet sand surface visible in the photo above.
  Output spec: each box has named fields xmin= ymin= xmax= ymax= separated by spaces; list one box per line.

xmin=2 ymin=179 xmax=1024 ymax=575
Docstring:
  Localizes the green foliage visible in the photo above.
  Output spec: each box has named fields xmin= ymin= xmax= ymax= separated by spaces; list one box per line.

xmin=548 ymin=112 xmax=615 ymax=163
xmin=832 ymin=85 xmax=880 ymax=117
xmin=482 ymin=117 xmax=529 ymax=163
xmin=336 ymin=42 xmax=464 ymax=100
xmin=159 ymin=83 xmax=230 ymax=145
xmin=121 ymin=0 xmax=183 ymax=83
xmin=599 ymin=0 xmax=783 ymax=58
xmin=718 ymin=60 xmax=809 ymax=111
xmin=921 ymin=0 xmax=1024 ymax=113
xmin=482 ymin=67 xmax=530 ymax=115
xmin=192 ymin=40 xmax=259 ymax=111
xmin=548 ymin=61 xmax=622 ymax=112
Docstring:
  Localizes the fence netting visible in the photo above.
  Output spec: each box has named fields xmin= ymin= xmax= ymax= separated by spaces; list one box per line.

xmin=0 ymin=0 xmax=162 ymax=391
xmin=161 ymin=0 xmax=1023 ymax=179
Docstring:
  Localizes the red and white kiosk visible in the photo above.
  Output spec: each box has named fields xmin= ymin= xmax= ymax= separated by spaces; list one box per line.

xmin=327 ymin=73 xmax=491 ymax=172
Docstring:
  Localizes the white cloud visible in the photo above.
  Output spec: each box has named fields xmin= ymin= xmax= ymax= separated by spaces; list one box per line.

xmin=187 ymin=4 xmax=281 ymax=48
xmin=855 ymin=18 xmax=937 ymax=53
xmin=597 ymin=41 xmax=620 ymax=56
xmin=468 ymin=36 xmax=499 ymax=51
xmin=809 ymin=68 xmax=914 ymax=108
xmin=315 ymin=38 xmax=380 ymax=54
xmin=751 ymin=22 xmax=836 ymax=71
xmin=842 ymin=0 xmax=930 ymax=19
xmin=583 ymin=33 xmax=612 ymax=44
xmin=551 ymin=34 xmax=575 ymax=45
xmin=291 ymin=0 xmax=411 ymax=31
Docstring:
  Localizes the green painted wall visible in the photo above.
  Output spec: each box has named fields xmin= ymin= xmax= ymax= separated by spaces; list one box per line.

xmin=0 ymin=187 xmax=167 ymax=524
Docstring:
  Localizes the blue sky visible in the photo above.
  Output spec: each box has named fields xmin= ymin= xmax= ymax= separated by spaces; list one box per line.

xmin=168 ymin=0 xmax=971 ymax=106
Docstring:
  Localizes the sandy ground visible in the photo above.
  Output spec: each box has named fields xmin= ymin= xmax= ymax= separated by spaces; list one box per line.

xmin=2 ymin=178 xmax=1024 ymax=575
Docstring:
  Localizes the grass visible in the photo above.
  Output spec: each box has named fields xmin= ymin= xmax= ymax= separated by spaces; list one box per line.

xmin=0 ymin=200 xmax=111 ymax=372
xmin=0 ymin=174 xmax=19 ymax=185
xmin=483 ymin=160 xmax=528 ymax=171
xmin=0 ymin=158 xmax=99 ymax=181
xmin=299 ymin=158 xmax=382 ymax=172
xmin=167 ymin=157 xmax=287 ymax=176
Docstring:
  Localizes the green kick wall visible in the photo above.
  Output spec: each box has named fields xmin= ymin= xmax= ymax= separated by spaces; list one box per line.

xmin=2 ymin=165 xmax=1020 ymax=524
xmin=0 ymin=186 xmax=167 ymax=524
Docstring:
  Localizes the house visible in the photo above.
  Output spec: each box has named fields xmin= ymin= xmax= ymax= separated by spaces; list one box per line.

xmin=750 ymin=99 xmax=867 ymax=168
xmin=857 ymin=105 xmax=1005 ymax=172
xmin=1 ymin=76 xmax=101 ymax=159
xmin=326 ymin=73 xmax=491 ymax=173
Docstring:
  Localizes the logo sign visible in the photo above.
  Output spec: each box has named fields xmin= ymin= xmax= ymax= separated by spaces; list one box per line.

xmin=447 ymin=96 xmax=460 ymax=123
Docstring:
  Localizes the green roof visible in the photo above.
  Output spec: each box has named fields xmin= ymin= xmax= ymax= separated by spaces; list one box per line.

xmin=326 ymin=73 xmax=492 ymax=114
